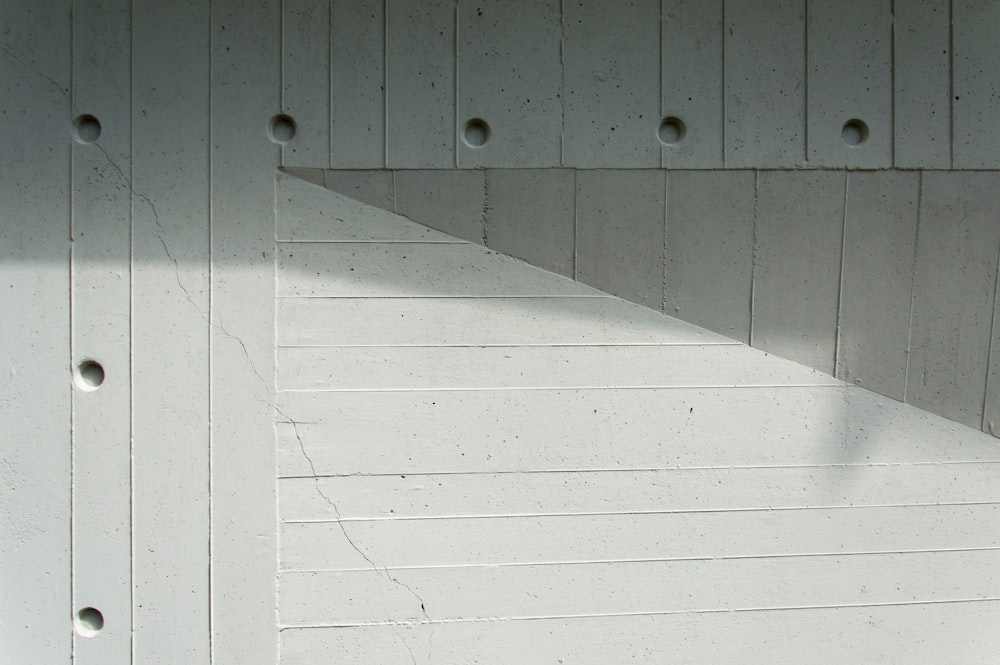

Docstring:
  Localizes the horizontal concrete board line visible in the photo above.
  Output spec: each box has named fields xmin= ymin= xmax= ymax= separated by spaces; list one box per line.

xmin=282 ymin=500 xmax=1000 ymax=523
xmin=275 ymin=239 xmax=466 ymax=244
xmin=278 ymin=459 xmax=1000 ymax=479
xmin=277 ymin=342 xmax=743 ymax=348
xmin=276 ymin=294 xmax=618 ymax=299
xmin=279 ymin=545 xmax=1000 ymax=574
xmin=278 ymin=383 xmax=841 ymax=393
xmin=280 ymin=596 xmax=1000 ymax=629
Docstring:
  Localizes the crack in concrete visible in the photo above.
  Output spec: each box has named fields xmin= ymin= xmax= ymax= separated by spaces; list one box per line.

xmin=282 ymin=417 xmax=430 ymax=618
xmin=283 ymin=416 xmax=428 ymax=664
xmin=92 ymin=143 xmax=207 ymax=318
xmin=1 ymin=43 xmax=68 ymax=101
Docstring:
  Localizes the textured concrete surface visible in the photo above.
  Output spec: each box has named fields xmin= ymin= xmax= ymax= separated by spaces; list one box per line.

xmin=6 ymin=1 xmax=1000 ymax=663
xmin=275 ymin=179 xmax=1000 ymax=664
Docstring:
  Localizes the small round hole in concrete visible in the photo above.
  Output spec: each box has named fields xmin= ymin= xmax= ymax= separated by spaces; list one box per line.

xmin=76 ymin=360 xmax=105 ymax=390
xmin=268 ymin=114 xmax=297 ymax=144
xmin=658 ymin=117 xmax=685 ymax=146
xmin=841 ymin=119 xmax=869 ymax=147
xmin=72 ymin=115 xmax=102 ymax=144
xmin=75 ymin=607 xmax=104 ymax=637
xmin=462 ymin=118 xmax=490 ymax=148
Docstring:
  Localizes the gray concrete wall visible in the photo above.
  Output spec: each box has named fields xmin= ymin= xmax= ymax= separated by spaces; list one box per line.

xmin=302 ymin=166 xmax=1000 ymax=434
xmin=3 ymin=0 xmax=1000 ymax=663
xmin=283 ymin=0 xmax=1000 ymax=435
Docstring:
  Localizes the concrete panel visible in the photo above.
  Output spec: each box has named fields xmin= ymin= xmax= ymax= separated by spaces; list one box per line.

xmin=71 ymin=1 xmax=132 ymax=662
xmin=323 ymin=169 xmax=395 ymax=211
xmin=0 ymin=3 xmax=71 ymax=662
xmin=283 ymin=601 xmax=1000 ymax=664
xmin=576 ymin=170 xmax=666 ymax=309
xmin=908 ymin=172 xmax=1000 ymax=428
xmin=278 ymin=296 xmax=730 ymax=346
xmin=485 ymin=169 xmax=575 ymax=276
xmin=952 ymin=0 xmax=1000 ymax=168
xmin=563 ymin=0 xmax=661 ymax=167
xmin=394 ymin=169 xmax=485 ymax=243
xmin=837 ymin=171 xmax=919 ymax=400
xmin=210 ymin=2 xmax=281 ymax=664
xmin=283 ymin=465 xmax=999 ymax=521
xmin=661 ymin=0 xmax=725 ymax=168
xmin=806 ymin=0 xmax=892 ymax=167
xmin=279 ymin=344 xmax=835 ymax=391
xmin=386 ymin=0 xmax=455 ymax=167
xmin=282 ymin=504 xmax=998 ymax=569
xmin=753 ymin=171 xmax=845 ymax=373
xmin=277 ymin=387 xmax=1000 ymax=477
xmin=457 ymin=0 xmax=562 ymax=167
xmin=282 ymin=549 xmax=998 ymax=624
xmin=664 ymin=170 xmax=754 ymax=342
xmin=331 ymin=0 xmax=385 ymax=168
xmin=725 ymin=0 xmax=807 ymax=167
xmin=132 ymin=0 xmax=211 ymax=660
xmin=282 ymin=0 xmax=329 ymax=166
xmin=893 ymin=0 xmax=951 ymax=168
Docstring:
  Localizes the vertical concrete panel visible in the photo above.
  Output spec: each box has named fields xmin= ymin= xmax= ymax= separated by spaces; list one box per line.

xmin=71 ymin=0 xmax=131 ymax=663
xmin=395 ymin=170 xmax=485 ymax=243
xmin=457 ymin=0 xmax=562 ymax=167
xmin=486 ymin=169 xmax=575 ymax=277
xmin=576 ymin=170 xmax=666 ymax=309
xmin=838 ymin=171 xmax=919 ymax=400
xmin=386 ymin=0 xmax=455 ymax=167
xmin=132 ymin=1 xmax=210 ymax=661
xmin=753 ymin=171 xmax=844 ymax=373
xmin=283 ymin=0 xmax=330 ymax=167
xmin=908 ymin=172 xmax=1000 ymax=428
xmin=331 ymin=0 xmax=385 ymax=168
xmin=563 ymin=0 xmax=661 ymax=168
xmin=894 ymin=0 xmax=951 ymax=168
xmin=952 ymin=0 xmax=1000 ymax=168
xmin=0 ymin=3 xmax=71 ymax=663
xmin=664 ymin=171 xmax=754 ymax=342
xmin=324 ymin=169 xmax=396 ymax=211
xmin=806 ymin=0 xmax=892 ymax=167
xmin=211 ymin=1 xmax=280 ymax=664
xmin=725 ymin=0 xmax=806 ymax=167
xmin=661 ymin=0 xmax=725 ymax=168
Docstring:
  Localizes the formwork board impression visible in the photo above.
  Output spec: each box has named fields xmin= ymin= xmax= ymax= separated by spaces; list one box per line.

xmin=71 ymin=1 xmax=133 ymax=663
xmin=563 ymin=0 xmax=661 ymax=167
xmin=274 ymin=175 xmax=1000 ymax=664
xmin=0 ymin=4 xmax=72 ymax=663
xmin=132 ymin=2 xmax=212 ymax=662
xmin=457 ymin=0 xmax=563 ymax=167
xmin=806 ymin=0 xmax=892 ymax=167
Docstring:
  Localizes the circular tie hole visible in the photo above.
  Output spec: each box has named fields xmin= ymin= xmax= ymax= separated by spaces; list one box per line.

xmin=841 ymin=119 xmax=869 ymax=147
xmin=75 ymin=607 xmax=104 ymax=637
xmin=72 ymin=114 xmax=102 ymax=144
xmin=76 ymin=360 xmax=105 ymax=391
xmin=268 ymin=114 xmax=297 ymax=144
xmin=658 ymin=116 xmax=685 ymax=146
xmin=462 ymin=118 xmax=490 ymax=148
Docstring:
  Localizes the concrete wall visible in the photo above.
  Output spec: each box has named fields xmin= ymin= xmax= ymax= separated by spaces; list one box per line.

xmin=302 ymin=166 xmax=1000 ymax=435
xmin=289 ymin=0 xmax=1000 ymax=435
xmin=3 ymin=0 xmax=1000 ymax=663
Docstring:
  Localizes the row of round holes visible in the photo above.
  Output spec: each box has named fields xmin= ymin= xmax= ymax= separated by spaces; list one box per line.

xmin=73 ymin=114 xmax=872 ymax=148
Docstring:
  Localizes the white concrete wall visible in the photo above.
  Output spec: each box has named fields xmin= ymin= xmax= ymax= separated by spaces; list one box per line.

xmin=3 ymin=0 xmax=1000 ymax=663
